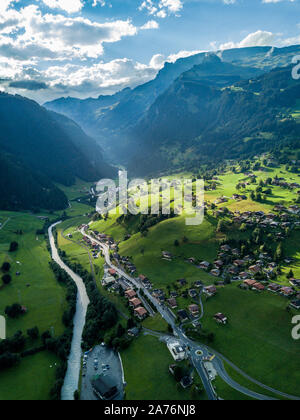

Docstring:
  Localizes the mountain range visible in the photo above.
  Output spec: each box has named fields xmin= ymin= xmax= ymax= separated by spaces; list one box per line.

xmin=0 ymin=93 xmax=115 ymax=211
xmin=44 ymin=44 xmax=300 ymax=173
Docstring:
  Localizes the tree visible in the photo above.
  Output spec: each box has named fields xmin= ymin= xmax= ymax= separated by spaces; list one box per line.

xmin=2 ymin=274 xmax=12 ymax=285
xmin=174 ymin=240 xmax=180 ymax=247
xmin=5 ymin=303 xmax=24 ymax=319
xmin=9 ymin=242 xmax=19 ymax=252
xmin=287 ymin=270 xmax=294 ymax=279
xmin=27 ymin=327 xmax=39 ymax=340
xmin=274 ymin=243 xmax=283 ymax=262
xmin=1 ymin=262 xmax=11 ymax=272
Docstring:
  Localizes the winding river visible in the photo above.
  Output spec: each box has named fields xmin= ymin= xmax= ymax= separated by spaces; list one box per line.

xmin=48 ymin=222 xmax=90 ymax=401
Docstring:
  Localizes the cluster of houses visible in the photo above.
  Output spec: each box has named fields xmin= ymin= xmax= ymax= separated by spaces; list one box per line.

xmin=125 ymin=289 xmax=148 ymax=321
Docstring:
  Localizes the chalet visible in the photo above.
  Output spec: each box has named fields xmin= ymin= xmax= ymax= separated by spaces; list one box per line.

xmin=210 ymin=269 xmax=220 ymax=277
xmin=214 ymin=313 xmax=228 ymax=325
xmin=134 ymin=307 xmax=148 ymax=320
xmin=243 ymin=279 xmax=257 ymax=290
xmin=180 ymin=376 xmax=193 ymax=389
xmin=239 ymin=272 xmax=249 ymax=280
xmin=125 ymin=290 xmax=137 ymax=299
xmin=108 ymin=268 xmax=117 ymax=277
xmin=290 ymin=300 xmax=300 ymax=310
xmin=234 ymin=260 xmax=245 ymax=268
xmin=189 ymin=304 xmax=199 ymax=317
xmin=194 ymin=281 xmax=203 ymax=288
xmin=167 ymin=298 xmax=178 ymax=309
xmin=189 ymin=289 xmax=198 ymax=298
xmin=249 ymin=265 xmax=261 ymax=275
xmin=214 ymin=260 xmax=224 ymax=269
xmin=129 ymin=298 xmax=142 ymax=309
xmin=204 ymin=285 xmax=217 ymax=297
xmin=102 ymin=276 xmax=116 ymax=287
xmin=268 ymin=284 xmax=281 ymax=293
xmin=199 ymin=261 xmax=210 ymax=271
xmin=221 ymin=245 xmax=231 ymax=253
xmin=252 ymin=283 xmax=265 ymax=292
xmin=228 ymin=266 xmax=238 ymax=275
xmin=290 ymin=279 xmax=300 ymax=288
xmin=128 ymin=327 xmax=140 ymax=337
xmin=177 ymin=278 xmax=187 ymax=287
xmin=162 ymin=251 xmax=173 ymax=261
xmin=177 ymin=310 xmax=189 ymax=322
xmin=280 ymin=287 xmax=295 ymax=298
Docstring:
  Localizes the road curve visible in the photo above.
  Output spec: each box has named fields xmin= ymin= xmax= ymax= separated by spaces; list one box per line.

xmin=49 ymin=222 xmax=90 ymax=401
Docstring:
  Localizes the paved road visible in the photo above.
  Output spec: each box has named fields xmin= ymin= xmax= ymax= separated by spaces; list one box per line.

xmin=81 ymin=346 xmax=124 ymax=401
xmin=81 ymin=228 xmax=217 ymax=400
xmin=81 ymin=226 xmax=300 ymax=401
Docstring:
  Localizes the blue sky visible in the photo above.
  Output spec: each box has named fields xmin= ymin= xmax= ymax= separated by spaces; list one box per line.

xmin=1 ymin=0 xmax=300 ymax=102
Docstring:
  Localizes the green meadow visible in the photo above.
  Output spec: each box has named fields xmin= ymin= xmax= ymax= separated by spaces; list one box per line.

xmin=0 ymin=212 xmax=66 ymax=400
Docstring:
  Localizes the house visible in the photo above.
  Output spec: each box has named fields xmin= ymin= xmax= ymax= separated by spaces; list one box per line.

xmin=290 ymin=279 xmax=300 ymax=288
xmin=268 ymin=284 xmax=281 ymax=293
xmin=129 ymin=298 xmax=142 ymax=309
xmin=290 ymin=300 xmax=300 ymax=310
xmin=252 ymin=283 xmax=265 ymax=292
xmin=177 ymin=310 xmax=189 ymax=322
xmin=280 ymin=287 xmax=295 ymax=298
xmin=199 ymin=261 xmax=210 ymax=271
xmin=177 ymin=278 xmax=187 ymax=287
xmin=239 ymin=272 xmax=249 ymax=280
xmin=125 ymin=290 xmax=137 ymax=299
xmin=214 ymin=260 xmax=224 ymax=269
xmin=92 ymin=375 xmax=118 ymax=401
xmin=162 ymin=251 xmax=173 ymax=261
xmin=102 ymin=276 xmax=116 ymax=287
xmin=234 ymin=260 xmax=245 ymax=268
xmin=194 ymin=281 xmax=203 ymax=288
xmin=128 ymin=327 xmax=140 ymax=337
xmin=134 ymin=307 xmax=148 ymax=320
xmin=249 ymin=265 xmax=261 ymax=275
xmin=210 ymin=269 xmax=220 ymax=277
xmin=180 ymin=376 xmax=193 ymax=389
xmin=167 ymin=298 xmax=178 ymax=309
xmin=108 ymin=268 xmax=117 ymax=277
xmin=167 ymin=342 xmax=187 ymax=362
xmin=189 ymin=289 xmax=198 ymax=298
xmin=221 ymin=245 xmax=231 ymax=252
xmin=214 ymin=313 xmax=228 ymax=325
xmin=189 ymin=304 xmax=199 ymax=317
xmin=204 ymin=285 xmax=217 ymax=297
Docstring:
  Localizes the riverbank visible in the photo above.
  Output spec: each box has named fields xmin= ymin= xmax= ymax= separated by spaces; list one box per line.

xmin=48 ymin=222 xmax=90 ymax=401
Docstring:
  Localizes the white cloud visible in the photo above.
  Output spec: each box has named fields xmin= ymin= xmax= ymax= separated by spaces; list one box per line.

xmin=41 ymin=0 xmax=84 ymax=13
xmin=213 ymin=30 xmax=277 ymax=50
xmin=139 ymin=0 xmax=183 ymax=18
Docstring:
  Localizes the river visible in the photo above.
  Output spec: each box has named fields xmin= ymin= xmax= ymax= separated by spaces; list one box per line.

xmin=48 ymin=222 xmax=90 ymax=401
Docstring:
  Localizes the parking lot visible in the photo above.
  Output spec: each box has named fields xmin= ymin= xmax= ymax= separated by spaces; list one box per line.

xmin=80 ymin=345 xmax=124 ymax=401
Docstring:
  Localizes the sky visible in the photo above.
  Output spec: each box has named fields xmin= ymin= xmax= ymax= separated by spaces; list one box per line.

xmin=0 ymin=0 xmax=300 ymax=103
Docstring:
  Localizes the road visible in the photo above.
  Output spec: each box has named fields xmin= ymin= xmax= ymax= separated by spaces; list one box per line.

xmin=0 ymin=218 xmax=10 ymax=231
xmin=81 ymin=226 xmax=300 ymax=401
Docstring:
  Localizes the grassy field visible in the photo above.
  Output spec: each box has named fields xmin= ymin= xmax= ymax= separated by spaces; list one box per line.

xmin=200 ymin=284 xmax=300 ymax=397
xmin=121 ymin=334 xmax=207 ymax=401
xmin=0 ymin=211 xmax=66 ymax=400
xmin=0 ymin=351 xmax=60 ymax=401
